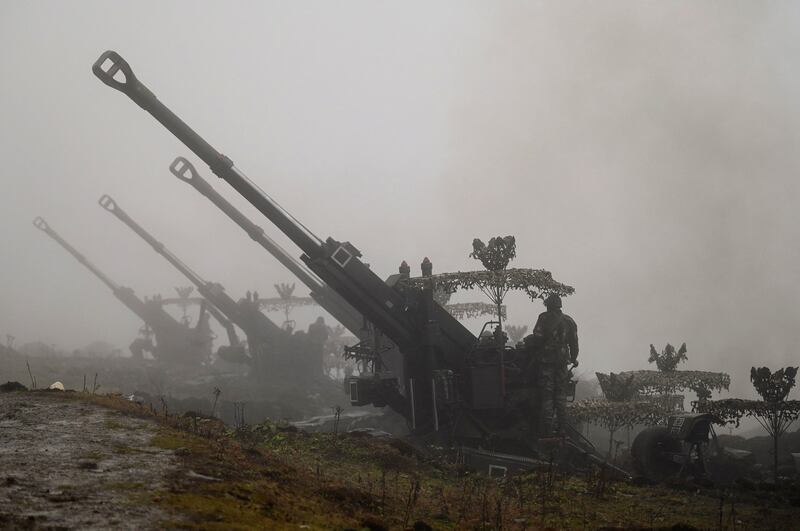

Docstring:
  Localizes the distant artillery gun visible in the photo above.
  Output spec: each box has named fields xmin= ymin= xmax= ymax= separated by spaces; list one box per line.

xmin=627 ymin=344 xmax=733 ymax=482
xmin=32 ymin=216 xmax=212 ymax=364
xmin=92 ymin=51 xmax=628 ymax=477
xmin=582 ymin=345 xmax=734 ymax=483
xmin=97 ymin=194 xmax=323 ymax=379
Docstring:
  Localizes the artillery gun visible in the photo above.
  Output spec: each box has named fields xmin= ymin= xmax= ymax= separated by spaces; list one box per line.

xmin=97 ymin=194 xmax=324 ymax=380
xmin=169 ymin=157 xmax=363 ymax=337
xmin=93 ymin=51 xmax=623 ymax=475
xmin=32 ymin=216 xmax=212 ymax=364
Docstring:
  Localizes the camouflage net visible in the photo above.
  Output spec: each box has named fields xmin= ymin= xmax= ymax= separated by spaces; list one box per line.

xmin=403 ymin=236 xmax=573 ymax=330
xmin=617 ymin=370 xmax=731 ymax=398
xmin=698 ymin=399 xmax=800 ymax=427
xmin=567 ymin=398 xmax=671 ymax=432
xmin=404 ymin=268 xmax=574 ymax=302
xmin=258 ymin=296 xmax=317 ymax=313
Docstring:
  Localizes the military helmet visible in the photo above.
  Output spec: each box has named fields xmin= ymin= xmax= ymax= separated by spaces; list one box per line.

xmin=544 ymin=294 xmax=562 ymax=309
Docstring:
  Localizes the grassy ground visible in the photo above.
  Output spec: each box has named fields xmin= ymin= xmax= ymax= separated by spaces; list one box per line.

xmin=79 ymin=393 xmax=800 ymax=530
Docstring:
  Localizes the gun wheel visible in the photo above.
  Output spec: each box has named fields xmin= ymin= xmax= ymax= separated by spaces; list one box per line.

xmin=631 ymin=426 xmax=682 ymax=482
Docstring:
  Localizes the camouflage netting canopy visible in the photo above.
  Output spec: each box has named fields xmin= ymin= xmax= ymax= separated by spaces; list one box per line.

xmin=258 ymin=296 xmax=316 ymax=313
xmin=567 ymin=398 xmax=670 ymax=432
xmin=618 ymin=370 xmax=731 ymax=397
xmin=404 ymin=268 xmax=574 ymax=302
xmin=698 ymin=398 xmax=800 ymax=427
xmin=444 ymin=302 xmax=506 ymax=320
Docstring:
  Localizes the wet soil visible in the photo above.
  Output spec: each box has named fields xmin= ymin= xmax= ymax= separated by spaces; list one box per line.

xmin=0 ymin=391 xmax=177 ymax=530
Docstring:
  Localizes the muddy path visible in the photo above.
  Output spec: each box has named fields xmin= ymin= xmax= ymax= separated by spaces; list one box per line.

xmin=0 ymin=391 xmax=177 ymax=530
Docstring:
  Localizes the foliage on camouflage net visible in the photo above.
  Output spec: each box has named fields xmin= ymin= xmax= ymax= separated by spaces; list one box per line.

xmin=567 ymin=398 xmax=670 ymax=432
xmin=698 ymin=399 xmax=800 ymax=428
xmin=258 ymin=296 xmax=317 ymax=313
xmin=617 ymin=370 xmax=730 ymax=398
xmin=470 ymin=236 xmax=517 ymax=272
xmin=274 ymin=282 xmax=296 ymax=300
xmin=444 ymin=302 xmax=505 ymax=320
xmin=595 ymin=372 xmax=638 ymax=401
xmin=648 ymin=342 xmax=687 ymax=372
xmin=750 ymin=366 xmax=798 ymax=403
xmin=175 ymin=286 xmax=194 ymax=300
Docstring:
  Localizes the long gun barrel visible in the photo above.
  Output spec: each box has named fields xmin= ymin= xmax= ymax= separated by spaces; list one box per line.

xmin=97 ymin=194 xmax=285 ymax=344
xmin=93 ymin=51 xmax=476 ymax=366
xmin=169 ymin=157 xmax=363 ymax=335
xmin=32 ymin=216 xmax=182 ymax=334
xmin=34 ymin=216 xmax=119 ymax=292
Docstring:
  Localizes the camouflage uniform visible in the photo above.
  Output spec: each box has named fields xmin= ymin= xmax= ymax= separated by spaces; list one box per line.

xmin=528 ymin=296 xmax=578 ymax=436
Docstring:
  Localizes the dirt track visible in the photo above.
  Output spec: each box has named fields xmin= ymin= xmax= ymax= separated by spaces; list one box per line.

xmin=0 ymin=391 xmax=177 ymax=530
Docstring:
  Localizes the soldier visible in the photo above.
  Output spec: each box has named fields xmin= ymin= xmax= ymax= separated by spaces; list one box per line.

xmin=527 ymin=294 xmax=578 ymax=436
xmin=308 ymin=316 xmax=328 ymax=345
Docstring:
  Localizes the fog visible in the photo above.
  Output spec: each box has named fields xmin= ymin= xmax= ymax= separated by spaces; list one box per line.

xmin=1 ymin=2 xmax=799 ymax=398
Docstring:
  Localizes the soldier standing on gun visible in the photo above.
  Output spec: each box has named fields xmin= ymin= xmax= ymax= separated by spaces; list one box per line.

xmin=527 ymin=294 xmax=578 ymax=436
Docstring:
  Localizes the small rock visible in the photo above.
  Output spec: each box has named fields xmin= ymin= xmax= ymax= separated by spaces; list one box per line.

xmin=4 ymin=477 xmax=17 ymax=486
xmin=174 ymin=447 xmax=190 ymax=457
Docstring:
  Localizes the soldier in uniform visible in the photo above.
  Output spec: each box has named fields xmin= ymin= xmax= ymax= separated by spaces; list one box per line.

xmin=526 ymin=294 xmax=578 ymax=436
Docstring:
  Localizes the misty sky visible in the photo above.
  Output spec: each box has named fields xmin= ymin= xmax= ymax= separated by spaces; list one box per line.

xmin=2 ymin=2 xmax=800 ymax=398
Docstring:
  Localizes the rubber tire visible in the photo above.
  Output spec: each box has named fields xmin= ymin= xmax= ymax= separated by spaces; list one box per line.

xmin=631 ymin=426 xmax=682 ymax=482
